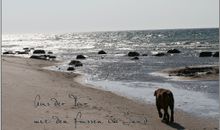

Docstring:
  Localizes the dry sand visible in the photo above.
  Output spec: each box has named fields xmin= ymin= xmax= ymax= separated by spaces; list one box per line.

xmin=2 ymin=56 xmax=219 ymax=130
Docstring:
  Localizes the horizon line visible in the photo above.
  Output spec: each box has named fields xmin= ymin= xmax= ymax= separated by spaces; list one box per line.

xmin=3 ymin=27 xmax=219 ymax=35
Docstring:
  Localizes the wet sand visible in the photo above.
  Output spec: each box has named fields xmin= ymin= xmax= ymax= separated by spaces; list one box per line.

xmin=2 ymin=56 xmax=218 ymax=130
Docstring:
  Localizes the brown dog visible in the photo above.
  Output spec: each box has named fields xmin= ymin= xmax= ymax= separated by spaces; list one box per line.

xmin=154 ymin=88 xmax=174 ymax=123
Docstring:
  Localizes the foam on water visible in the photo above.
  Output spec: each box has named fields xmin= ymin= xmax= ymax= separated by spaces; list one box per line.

xmin=84 ymin=78 xmax=219 ymax=118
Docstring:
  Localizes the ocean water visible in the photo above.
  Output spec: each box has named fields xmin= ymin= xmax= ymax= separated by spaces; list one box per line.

xmin=2 ymin=28 xmax=219 ymax=118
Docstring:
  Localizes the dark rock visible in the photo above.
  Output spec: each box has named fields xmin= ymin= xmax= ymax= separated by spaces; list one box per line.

xmin=30 ymin=55 xmax=47 ymax=60
xmin=48 ymin=51 xmax=53 ymax=54
xmin=213 ymin=52 xmax=219 ymax=57
xmin=33 ymin=50 xmax=46 ymax=54
xmin=76 ymin=55 xmax=86 ymax=59
xmin=98 ymin=50 xmax=107 ymax=54
xmin=153 ymin=53 xmax=166 ymax=56
xmin=67 ymin=67 xmax=75 ymax=71
xmin=131 ymin=57 xmax=139 ymax=60
xmin=128 ymin=51 xmax=140 ymax=57
xmin=69 ymin=60 xmax=83 ymax=67
xmin=16 ymin=51 xmax=29 ymax=54
xmin=48 ymin=55 xmax=56 ymax=59
xmin=142 ymin=54 xmax=148 ymax=56
xmin=3 ymin=51 xmax=14 ymax=54
xmin=23 ymin=48 xmax=29 ymax=50
xmin=199 ymin=52 xmax=212 ymax=57
xmin=30 ymin=55 xmax=56 ymax=60
xmin=167 ymin=49 xmax=181 ymax=53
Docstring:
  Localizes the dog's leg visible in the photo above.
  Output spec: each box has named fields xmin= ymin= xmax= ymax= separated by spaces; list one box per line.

xmin=170 ymin=103 xmax=174 ymax=123
xmin=156 ymin=103 xmax=162 ymax=118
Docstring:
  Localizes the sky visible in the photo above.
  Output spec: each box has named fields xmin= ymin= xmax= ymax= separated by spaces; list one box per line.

xmin=2 ymin=0 xmax=219 ymax=34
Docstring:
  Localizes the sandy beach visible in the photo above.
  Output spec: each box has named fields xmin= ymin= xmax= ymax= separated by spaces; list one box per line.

xmin=2 ymin=56 xmax=219 ymax=130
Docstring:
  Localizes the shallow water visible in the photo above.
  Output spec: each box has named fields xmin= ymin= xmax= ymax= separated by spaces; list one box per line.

xmin=3 ymin=28 xmax=219 ymax=118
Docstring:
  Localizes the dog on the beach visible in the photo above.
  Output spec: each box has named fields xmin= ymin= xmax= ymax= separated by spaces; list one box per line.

xmin=154 ymin=88 xmax=174 ymax=123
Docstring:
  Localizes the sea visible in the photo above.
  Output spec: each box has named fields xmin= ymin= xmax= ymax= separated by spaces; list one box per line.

xmin=2 ymin=28 xmax=219 ymax=118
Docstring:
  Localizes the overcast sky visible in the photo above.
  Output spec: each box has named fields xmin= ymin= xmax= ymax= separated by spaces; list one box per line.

xmin=3 ymin=0 xmax=219 ymax=34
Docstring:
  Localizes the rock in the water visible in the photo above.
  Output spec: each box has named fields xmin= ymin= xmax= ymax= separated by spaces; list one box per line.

xmin=142 ymin=54 xmax=148 ymax=56
xmin=16 ymin=51 xmax=29 ymax=54
xmin=69 ymin=60 xmax=83 ymax=67
xmin=67 ymin=67 xmax=75 ymax=71
xmin=48 ymin=51 xmax=53 ymax=54
xmin=30 ymin=55 xmax=56 ymax=60
xmin=76 ymin=55 xmax=86 ymax=59
xmin=48 ymin=55 xmax=56 ymax=59
xmin=213 ymin=52 xmax=219 ymax=57
xmin=199 ymin=52 xmax=212 ymax=57
xmin=30 ymin=55 xmax=47 ymax=60
xmin=167 ymin=49 xmax=181 ymax=53
xmin=153 ymin=53 xmax=166 ymax=56
xmin=131 ymin=56 xmax=139 ymax=60
xmin=33 ymin=50 xmax=46 ymax=54
xmin=128 ymin=51 xmax=140 ymax=57
xmin=3 ymin=51 xmax=14 ymax=54
xmin=98 ymin=50 xmax=107 ymax=54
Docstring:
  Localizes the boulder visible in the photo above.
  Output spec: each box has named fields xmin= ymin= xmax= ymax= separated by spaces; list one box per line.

xmin=213 ymin=52 xmax=219 ymax=57
xmin=33 ymin=50 xmax=46 ymax=54
xmin=128 ymin=51 xmax=140 ymax=57
xmin=199 ymin=52 xmax=212 ymax=57
xmin=67 ymin=67 xmax=75 ymax=71
xmin=98 ymin=50 xmax=107 ymax=54
xmin=167 ymin=49 xmax=181 ymax=53
xmin=131 ymin=56 xmax=139 ymax=60
xmin=153 ymin=53 xmax=166 ymax=56
xmin=76 ymin=55 xmax=86 ymax=59
xmin=69 ymin=60 xmax=83 ymax=67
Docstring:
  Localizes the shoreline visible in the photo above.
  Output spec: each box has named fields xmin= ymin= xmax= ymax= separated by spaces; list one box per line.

xmin=2 ymin=56 xmax=219 ymax=130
